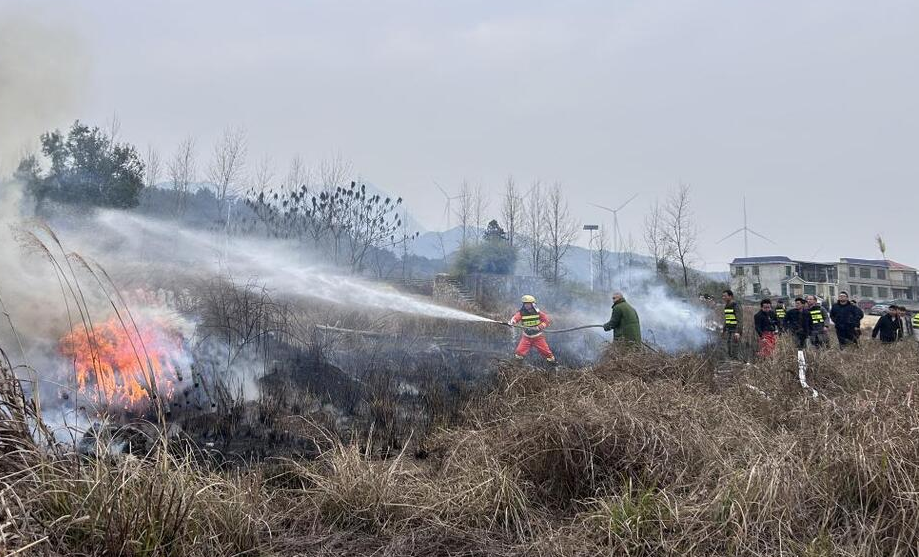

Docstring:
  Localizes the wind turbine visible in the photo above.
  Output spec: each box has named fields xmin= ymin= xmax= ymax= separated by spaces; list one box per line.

xmin=434 ymin=181 xmax=462 ymax=229
xmin=589 ymin=193 xmax=639 ymax=280
xmin=716 ymin=196 xmax=775 ymax=257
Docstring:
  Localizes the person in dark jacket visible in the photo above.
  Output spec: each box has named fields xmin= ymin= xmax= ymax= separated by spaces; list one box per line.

xmin=829 ymin=291 xmax=864 ymax=348
xmin=873 ymin=305 xmax=902 ymax=344
xmin=753 ymin=299 xmax=778 ymax=357
xmin=602 ymin=292 xmax=642 ymax=346
xmin=721 ymin=289 xmax=743 ymax=360
xmin=784 ymin=297 xmax=807 ymax=349
xmin=803 ymin=295 xmax=830 ymax=348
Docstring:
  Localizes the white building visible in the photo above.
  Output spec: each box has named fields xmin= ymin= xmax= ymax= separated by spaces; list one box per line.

xmin=729 ymin=256 xmax=917 ymax=303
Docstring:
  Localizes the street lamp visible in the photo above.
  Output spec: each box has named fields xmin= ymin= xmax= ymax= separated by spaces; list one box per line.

xmin=584 ymin=224 xmax=599 ymax=291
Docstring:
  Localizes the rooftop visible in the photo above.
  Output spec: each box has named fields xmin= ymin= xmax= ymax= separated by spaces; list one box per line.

xmin=841 ymin=258 xmax=917 ymax=271
xmin=731 ymin=256 xmax=793 ymax=264
xmin=731 ymin=256 xmax=917 ymax=271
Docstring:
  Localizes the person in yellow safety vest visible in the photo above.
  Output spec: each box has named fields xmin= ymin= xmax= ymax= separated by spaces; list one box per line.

xmin=508 ymin=295 xmax=556 ymax=363
xmin=721 ymin=289 xmax=743 ymax=360
xmin=911 ymin=310 xmax=919 ymax=341
xmin=803 ymin=295 xmax=830 ymax=348
xmin=774 ymin=300 xmax=788 ymax=333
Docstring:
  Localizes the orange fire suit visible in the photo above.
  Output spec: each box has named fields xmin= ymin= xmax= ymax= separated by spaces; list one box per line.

xmin=510 ymin=308 xmax=554 ymax=360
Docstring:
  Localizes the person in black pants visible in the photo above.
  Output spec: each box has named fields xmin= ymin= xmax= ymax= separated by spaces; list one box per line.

xmin=784 ymin=297 xmax=807 ymax=349
xmin=803 ymin=295 xmax=830 ymax=348
xmin=774 ymin=300 xmax=788 ymax=333
xmin=721 ymin=289 xmax=743 ymax=360
xmin=829 ymin=291 xmax=864 ymax=348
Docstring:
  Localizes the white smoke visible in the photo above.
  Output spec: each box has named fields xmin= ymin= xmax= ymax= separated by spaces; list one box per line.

xmin=558 ymin=266 xmax=715 ymax=354
xmin=0 ymin=5 xmax=89 ymax=175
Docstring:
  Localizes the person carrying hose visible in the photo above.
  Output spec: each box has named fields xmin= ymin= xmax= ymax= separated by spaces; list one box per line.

xmin=508 ymin=295 xmax=556 ymax=363
xmin=602 ymin=292 xmax=641 ymax=348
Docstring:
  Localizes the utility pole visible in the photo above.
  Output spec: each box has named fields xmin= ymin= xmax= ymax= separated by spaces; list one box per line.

xmin=584 ymin=224 xmax=599 ymax=291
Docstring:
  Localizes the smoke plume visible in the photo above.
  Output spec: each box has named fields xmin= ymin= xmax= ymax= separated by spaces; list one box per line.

xmin=0 ymin=5 xmax=89 ymax=175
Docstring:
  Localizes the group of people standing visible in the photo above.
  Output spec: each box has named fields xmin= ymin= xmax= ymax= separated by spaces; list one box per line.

xmin=721 ymin=289 xmax=919 ymax=359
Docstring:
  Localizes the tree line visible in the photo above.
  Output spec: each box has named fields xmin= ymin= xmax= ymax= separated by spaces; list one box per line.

xmin=450 ymin=176 xmax=699 ymax=290
xmin=12 ymin=120 xmax=703 ymax=288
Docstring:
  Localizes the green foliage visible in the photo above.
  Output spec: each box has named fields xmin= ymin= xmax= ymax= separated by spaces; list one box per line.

xmin=483 ymin=219 xmax=507 ymax=242
xmin=17 ymin=121 xmax=145 ymax=209
xmin=451 ymin=222 xmax=517 ymax=276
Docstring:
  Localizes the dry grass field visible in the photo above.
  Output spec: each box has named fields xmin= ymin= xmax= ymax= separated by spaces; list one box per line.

xmin=4 ymin=335 xmax=919 ymax=556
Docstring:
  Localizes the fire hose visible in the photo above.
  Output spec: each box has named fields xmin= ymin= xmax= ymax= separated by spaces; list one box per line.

xmin=497 ymin=321 xmax=661 ymax=352
xmin=496 ymin=322 xmax=606 ymax=334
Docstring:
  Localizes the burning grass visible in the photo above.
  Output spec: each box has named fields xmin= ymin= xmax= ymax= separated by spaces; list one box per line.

xmin=3 ymin=339 xmax=919 ymax=555
xmin=59 ymin=313 xmax=188 ymax=411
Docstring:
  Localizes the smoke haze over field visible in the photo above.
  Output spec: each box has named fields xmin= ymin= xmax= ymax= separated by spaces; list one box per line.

xmin=2 ymin=0 xmax=917 ymax=269
xmin=0 ymin=5 xmax=89 ymax=174
xmin=0 ymin=179 xmax=489 ymax=379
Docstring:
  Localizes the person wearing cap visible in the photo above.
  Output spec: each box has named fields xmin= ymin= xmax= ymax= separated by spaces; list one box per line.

xmin=508 ymin=294 xmax=555 ymax=363
xmin=602 ymin=292 xmax=642 ymax=347
xmin=830 ymin=291 xmax=864 ymax=348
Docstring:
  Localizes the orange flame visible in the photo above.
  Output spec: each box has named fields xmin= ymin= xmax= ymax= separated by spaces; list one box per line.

xmin=59 ymin=315 xmax=185 ymax=410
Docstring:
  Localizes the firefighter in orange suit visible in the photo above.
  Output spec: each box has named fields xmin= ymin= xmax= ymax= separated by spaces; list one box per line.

xmin=508 ymin=295 xmax=556 ymax=363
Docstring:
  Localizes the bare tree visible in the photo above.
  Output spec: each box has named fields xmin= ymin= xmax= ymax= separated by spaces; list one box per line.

xmin=472 ymin=183 xmax=486 ymax=245
xmin=455 ymin=180 xmax=473 ymax=248
xmin=144 ymin=145 xmax=161 ymax=189
xmin=595 ymin=225 xmax=612 ymax=289
xmin=168 ymin=136 xmax=196 ymax=217
xmin=251 ymin=155 xmax=275 ymax=193
xmin=318 ymin=152 xmax=352 ymax=191
xmin=399 ymin=217 xmax=416 ymax=279
xmin=644 ymin=199 xmax=672 ymax=277
xmin=283 ymin=155 xmax=309 ymax=192
xmin=623 ymin=232 xmax=638 ymax=290
xmin=208 ymin=126 xmax=248 ymax=221
xmin=318 ymin=153 xmax=354 ymax=263
xmin=342 ymin=182 xmax=405 ymax=273
xmin=501 ymin=175 xmax=522 ymax=248
xmin=107 ymin=111 xmax=121 ymax=143
xmin=543 ymin=182 xmax=579 ymax=283
xmin=523 ymin=180 xmax=546 ymax=277
xmin=663 ymin=183 xmax=698 ymax=288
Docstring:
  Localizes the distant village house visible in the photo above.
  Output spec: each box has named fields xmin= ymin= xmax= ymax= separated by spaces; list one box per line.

xmin=729 ymin=256 xmax=919 ymax=304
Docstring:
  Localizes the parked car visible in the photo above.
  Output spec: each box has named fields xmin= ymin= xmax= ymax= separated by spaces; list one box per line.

xmin=869 ymin=303 xmax=891 ymax=316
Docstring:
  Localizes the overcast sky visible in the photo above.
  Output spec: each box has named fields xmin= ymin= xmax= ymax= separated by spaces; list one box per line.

xmin=2 ymin=0 xmax=918 ymax=271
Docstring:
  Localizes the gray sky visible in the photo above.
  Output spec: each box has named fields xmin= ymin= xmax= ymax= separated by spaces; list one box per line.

xmin=3 ymin=0 xmax=919 ymax=271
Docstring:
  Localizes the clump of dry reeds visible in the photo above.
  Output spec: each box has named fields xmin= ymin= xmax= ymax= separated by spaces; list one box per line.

xmin=3 ymin=335 xmax=919 ymax=556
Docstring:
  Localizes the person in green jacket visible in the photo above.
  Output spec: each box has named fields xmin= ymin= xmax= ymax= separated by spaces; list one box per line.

xmin=602 ymin=292 xmax=642 ymax=345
